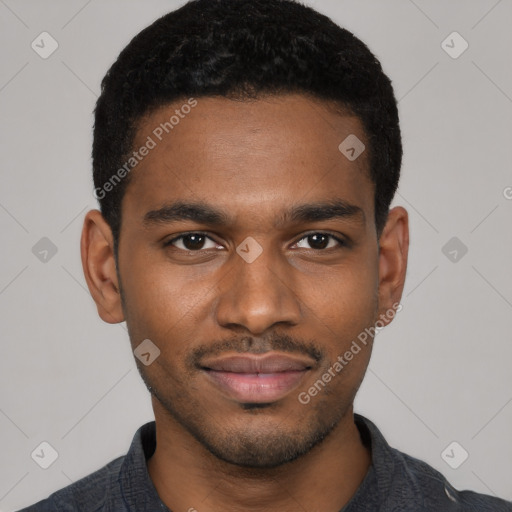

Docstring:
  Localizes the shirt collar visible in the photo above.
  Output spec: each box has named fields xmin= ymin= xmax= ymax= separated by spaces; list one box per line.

xmin=351 ymin=413 xmax=425 ymax=509
xmin=118 ymin=415 xmax=417 ymax=511
xmin=119 ymin=421 xmax=170 ymax=510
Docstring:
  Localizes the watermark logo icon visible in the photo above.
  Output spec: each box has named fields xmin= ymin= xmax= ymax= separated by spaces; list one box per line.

xmin=236 ymin=237 xmax=263 ymax=263
xmin=32 ymin=237 xmax=58 ymax=263
xmin=441 ymin=441 xmax=469 ymax=469
xmin=31 ymin=441 xmax=59 ymax=469
xmin=134 ymin=339 xmax=161 ymax=366
xmin=31 ymin=32 xmax=59 ymax=59
xmin=442 ymin=237 xmax=468 ymax=263
xmin=338 ymin=134 xmax=365 ymax=161
xmin=441 ymin=32 xmax=468 ymax=59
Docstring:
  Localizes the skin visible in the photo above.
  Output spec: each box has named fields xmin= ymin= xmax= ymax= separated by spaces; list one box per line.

xmin=81 ymin=94 xmax=409 ymax=512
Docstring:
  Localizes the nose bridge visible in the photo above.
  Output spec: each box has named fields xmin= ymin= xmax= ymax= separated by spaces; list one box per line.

xmin=215 ymin=241 xmax=301 ymax=334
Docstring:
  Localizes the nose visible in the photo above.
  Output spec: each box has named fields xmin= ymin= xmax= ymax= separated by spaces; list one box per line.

xmin=214 ymin=244 xmax=302 ymax=335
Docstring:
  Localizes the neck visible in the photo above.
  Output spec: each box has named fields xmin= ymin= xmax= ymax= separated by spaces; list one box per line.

xmin=147 ymin=402 xmax=371 ymax=512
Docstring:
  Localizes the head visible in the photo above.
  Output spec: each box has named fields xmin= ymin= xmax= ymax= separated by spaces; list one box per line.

xmin=82 ymin=0 xmax=408 ymax=468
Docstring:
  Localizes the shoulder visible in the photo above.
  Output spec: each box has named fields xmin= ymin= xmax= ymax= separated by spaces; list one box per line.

xmin=390 ymin=443 xmax=512 ymax=511
xmin=355 ymin=414 xmax=512 ymax=511
xmin=16 ymin=456 xmax=125 ymax=512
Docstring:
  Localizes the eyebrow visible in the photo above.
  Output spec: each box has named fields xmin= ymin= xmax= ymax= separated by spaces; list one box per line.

xmin=142 ymin=199 xmax=365 ymax=229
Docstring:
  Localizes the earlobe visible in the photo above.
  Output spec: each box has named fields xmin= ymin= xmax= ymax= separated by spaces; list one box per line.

xmin=377 ymin=206 xmax=409 ymax=325
xmin=80 ymin=209 xmax=125 ymax=324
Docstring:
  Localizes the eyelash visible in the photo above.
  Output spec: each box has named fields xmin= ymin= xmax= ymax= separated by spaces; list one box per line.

xmin=163 ymin=231 xmax=347 ymax=251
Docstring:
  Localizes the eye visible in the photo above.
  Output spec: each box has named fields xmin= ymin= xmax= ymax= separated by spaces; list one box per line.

xmin=294 ymin=232 xmax=345 ymax=250
xmin=165 ymin=233 xmax=221 ymax=251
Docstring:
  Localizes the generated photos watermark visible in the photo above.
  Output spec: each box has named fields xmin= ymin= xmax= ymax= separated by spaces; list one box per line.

xmin=298 ymin=302 xmax=402 ymax=405
xmin=93 ymin=98 xmax=198 ymax=200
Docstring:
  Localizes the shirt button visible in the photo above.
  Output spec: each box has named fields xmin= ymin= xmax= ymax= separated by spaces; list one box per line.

xmin=445 ymin=484 xmax=458 ymax=502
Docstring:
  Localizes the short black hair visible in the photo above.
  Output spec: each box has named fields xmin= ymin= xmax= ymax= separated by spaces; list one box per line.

xmin=93 ymin=0 xmax=402 ymax=258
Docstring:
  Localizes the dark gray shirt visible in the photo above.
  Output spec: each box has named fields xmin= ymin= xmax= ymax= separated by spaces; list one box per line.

xmin=19 ymin=414 xmax=512 ymax=511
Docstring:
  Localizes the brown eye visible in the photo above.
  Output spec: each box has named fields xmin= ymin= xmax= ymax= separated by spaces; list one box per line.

xmin=165 ymin=233 xmax=219 ymax=251
xmin=294 ymin=233 xmax=344 ymax=250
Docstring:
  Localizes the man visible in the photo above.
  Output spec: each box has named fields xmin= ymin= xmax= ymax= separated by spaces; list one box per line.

xmin=20 ymin=0 xmax=512 ymax=510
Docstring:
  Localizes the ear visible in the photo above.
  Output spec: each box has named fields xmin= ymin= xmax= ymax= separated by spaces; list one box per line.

xmin=80 ymin=209 xmax=124 ymax=324
xmin=376 ymin=206 xmax=409 ymax=326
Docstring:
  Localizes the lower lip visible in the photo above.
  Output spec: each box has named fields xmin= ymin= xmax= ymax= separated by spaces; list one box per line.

xmin=203 ymin=370 xmax=308 ymax=403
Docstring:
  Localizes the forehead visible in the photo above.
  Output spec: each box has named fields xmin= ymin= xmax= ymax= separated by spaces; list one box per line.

xmin=122 ymin=94 xmax=374 ymax=228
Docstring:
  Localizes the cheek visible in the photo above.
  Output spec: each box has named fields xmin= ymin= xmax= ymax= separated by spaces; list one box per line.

xmin=120 ymin=259 xmax=185 ymax=337
xmin=303 ymin=274 xmax=378 ymax=389
xmin=300 ymin=258 xmax=379 ymax=339
xmin=120 ymin=255 xmax=222 ymax=358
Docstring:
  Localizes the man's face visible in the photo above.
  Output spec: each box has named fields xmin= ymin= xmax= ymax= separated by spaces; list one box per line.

xmin=116 ymin=95 xmax=383 ymax=467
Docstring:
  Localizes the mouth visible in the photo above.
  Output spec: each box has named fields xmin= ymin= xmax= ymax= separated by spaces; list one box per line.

xmin=200 ymin=353 xmax=314 ymax=404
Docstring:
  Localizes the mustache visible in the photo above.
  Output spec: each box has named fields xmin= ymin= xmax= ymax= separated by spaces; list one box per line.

xmin=188 ymin=332 xmax=324 ymax=368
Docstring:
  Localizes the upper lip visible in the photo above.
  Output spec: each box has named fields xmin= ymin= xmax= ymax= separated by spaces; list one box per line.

xmin=200 ymin=353 xmax=314 ymax=373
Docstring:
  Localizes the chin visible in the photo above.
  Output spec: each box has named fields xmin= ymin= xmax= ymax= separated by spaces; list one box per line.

xmin=174 ymin=401 xmax=341 ymax=469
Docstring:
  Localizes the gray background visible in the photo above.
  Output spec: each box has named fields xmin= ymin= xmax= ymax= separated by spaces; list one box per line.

xmin=1 ymin=0 xmax=511 ymax=510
